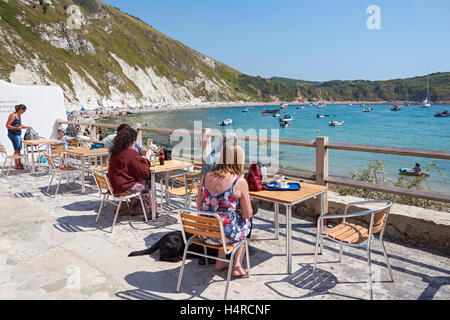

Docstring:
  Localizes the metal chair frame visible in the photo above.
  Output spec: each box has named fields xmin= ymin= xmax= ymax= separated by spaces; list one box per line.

xmin=313 ymin=200 xmax=394 ymax=300
xmin=165 ymin=170 xmax=201 ymax=210
xmin=43 ymin=153 xmax=80 ymax=197
xmin=0 ymin=143 xmax=28 ymax=176
xmin=176 ymin=208 xmax=250 ymax=300
xmin=92 ymin=171 xmax=148 ymax=233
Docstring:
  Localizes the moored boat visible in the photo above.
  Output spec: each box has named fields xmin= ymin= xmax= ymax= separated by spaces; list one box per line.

xmin=280 ymin=121 xmax=289 ymax=128
xmin=391 ymin=105 xmax=403 ymax=111
xmin=279 ymin=115 xmax=293 ymax=122
xmin=329 ymin=120 xmax=344 ymax=126
xmin=218 ymin=119 xmax=233 ymax=126
xmin=362 ymin=107 xmax=373 ymax=112
xmin=273 ymin=113 xmax=281 ymax=117
xmin=434 ymin=110 xmax=449 ymax=117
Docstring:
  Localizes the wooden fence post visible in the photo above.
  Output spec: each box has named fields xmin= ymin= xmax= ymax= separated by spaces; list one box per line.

xmin=135 ymin=123 xmax=143 ymax=146
xmin=89 ymin=123 xmax=96 ymax=142
xmin=201 ymin=128 xmax=211 ymax=164
xmin=316 ymin=136 xmax=329 ymax=215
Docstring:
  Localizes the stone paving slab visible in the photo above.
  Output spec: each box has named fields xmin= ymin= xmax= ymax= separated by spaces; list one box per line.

xmin=0 ymin=169 xmax=448 ymax=300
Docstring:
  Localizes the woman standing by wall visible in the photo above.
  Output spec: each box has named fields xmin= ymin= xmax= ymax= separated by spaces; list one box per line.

xmin=5 ymin=104 xmax=32 ymax=169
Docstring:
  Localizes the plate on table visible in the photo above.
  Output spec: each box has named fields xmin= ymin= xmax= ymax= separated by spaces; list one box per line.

xmin=266 ymin=182 xmax=301 ymax=191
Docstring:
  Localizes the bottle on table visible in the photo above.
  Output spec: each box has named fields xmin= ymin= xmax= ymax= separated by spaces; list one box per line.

xmin=261 ymin=164 xmax=267 ymax=182
xmin=159 ymin=146 xmax=165 ymax=165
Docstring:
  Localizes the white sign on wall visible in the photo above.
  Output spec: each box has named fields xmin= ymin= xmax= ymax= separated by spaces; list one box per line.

xmin=0 ymin=80 xmax=67 ymax=154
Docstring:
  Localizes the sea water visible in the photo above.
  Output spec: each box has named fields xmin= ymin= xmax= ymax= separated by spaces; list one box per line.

xmin=107 ymin=104 xmax=450 ymax=193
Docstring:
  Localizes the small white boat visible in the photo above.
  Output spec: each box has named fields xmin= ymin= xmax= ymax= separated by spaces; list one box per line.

xmin=279 ymin=115 xmax=293 ymax=122
xmin=362 ymin=107 xmax=373 ymax=112
xmin=273 ymin=113 xmax=281 ymax=117
xmin=317 ymin=103 xmax=326 ymax=109
xmin=280 ymin=103 xmax=289 ymax=109
xmin=218 ymin=119 xmax=233 ymax=126
xmin=329 ymin=120 xmax=344 ymax=126
xmin=280 ymin=121 xmax=289 ymax=128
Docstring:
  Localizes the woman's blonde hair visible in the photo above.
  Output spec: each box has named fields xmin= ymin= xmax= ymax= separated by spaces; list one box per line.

xmin=213 ymin=144 xmax=245 ymax=176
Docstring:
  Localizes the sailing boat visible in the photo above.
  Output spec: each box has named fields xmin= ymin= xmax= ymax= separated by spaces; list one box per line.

xmin=421 ymin=75 xmax=431 ymax=107
xmin=391 ymin=81 xmax=404 ymax=111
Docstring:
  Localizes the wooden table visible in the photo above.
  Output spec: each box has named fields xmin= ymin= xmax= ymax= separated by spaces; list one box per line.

xmin=65 ymin=148 xmax=109 ymax=194
xmin=150 ymin=160 xmax=194 ymax=220
xmin=23 ymin=139 xmax=61 ymax=173
xmin=249 ymin=181 xmax=328 ymax=274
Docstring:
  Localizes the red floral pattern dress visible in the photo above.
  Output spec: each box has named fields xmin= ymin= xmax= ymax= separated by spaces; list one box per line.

xmin=199 ymin=177 xmax=251 ymax=245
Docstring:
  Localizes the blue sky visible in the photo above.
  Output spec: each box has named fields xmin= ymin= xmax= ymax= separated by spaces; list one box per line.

xmin=102 ymin=0 xmax=450 ymax=82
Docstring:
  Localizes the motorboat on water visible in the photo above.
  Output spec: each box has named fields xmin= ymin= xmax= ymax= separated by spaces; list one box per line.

xmin=279 ymin=115 xmax=293 ymax=122
xmin=280 ymin=103 xmax=289 ymax=109
xmin=261 ymin=108 xmax=280 ymax=115
xmin=317 ymin=102 xmax=326 ymax=109
xmin=391 ymin=104 xmax=403 ymax=111
xmin=218 ymin=119 xmax=233 ymax=126
xmin=242 ymin=109 xmax=249 ymax=113
xmin=362 ymin=107 xmax=373 ymax=112
xmin=280 ymin=121 xmax=290 ymax=128
xmin=296 ymin=106 xmax=305 ymax=110
xmin=316 ymin=114 xmax=330 ymax=118
xmin=399 ymin=168 xmax=430 ymax=176
xmin=329 ymin=120 xmax=344 ymax=126
xmin=273 ymin=113 xmax=282 ymax=117
xmin=434 ymin=110 xmax=449 ymax=117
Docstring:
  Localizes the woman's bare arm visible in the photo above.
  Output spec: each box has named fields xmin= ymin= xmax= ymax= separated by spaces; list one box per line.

xmin=5 ymin=114 xmax=18 ymax=130
xmin=235 ymin=178 xmax=253 ymax=219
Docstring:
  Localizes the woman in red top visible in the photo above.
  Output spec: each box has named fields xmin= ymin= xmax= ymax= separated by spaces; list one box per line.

xmin=107 ymin=127 xmax=158 ymax=220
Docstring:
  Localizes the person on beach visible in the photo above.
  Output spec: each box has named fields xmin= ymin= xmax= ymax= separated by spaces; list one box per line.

xmin=107 ymin=127 xmax=158 ymax=219
xmin=414 ymin=163 xmax=422 ymax=175
xmin=196 ymin=144 xmax=253 ymax=277
xmin=5 ymin=104 xmax=32 ymax=169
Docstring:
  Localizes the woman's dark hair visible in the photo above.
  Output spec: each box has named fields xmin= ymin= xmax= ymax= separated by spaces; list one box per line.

xmin=15 ymin=104 xmax=27 ymax=112
xmin=117 ymin=124 xmax=132 ymax=134
xmin=111 ymin=127 xmax=137 ymax=154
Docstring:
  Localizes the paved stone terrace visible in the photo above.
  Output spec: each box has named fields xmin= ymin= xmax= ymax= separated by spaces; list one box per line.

xmin=0 ymin=168 xmax=448 ymax=300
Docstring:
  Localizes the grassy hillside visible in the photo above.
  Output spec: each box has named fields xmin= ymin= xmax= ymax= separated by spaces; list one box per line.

xmin=271 ymin=73 xmax=450 ymax=102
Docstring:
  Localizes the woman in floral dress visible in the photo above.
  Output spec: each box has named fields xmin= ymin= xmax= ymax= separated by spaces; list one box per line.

xmin=197 ymin=144 xmax=253 ymax=277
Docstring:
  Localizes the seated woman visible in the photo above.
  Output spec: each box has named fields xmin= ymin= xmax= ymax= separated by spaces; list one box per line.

xmin=105 ymin=124 xmax=147 ymax=162
xmin=107 ymin=127 xmax=158 ymax=220
xmin=196 ymin=144 xmax=253 ymax=277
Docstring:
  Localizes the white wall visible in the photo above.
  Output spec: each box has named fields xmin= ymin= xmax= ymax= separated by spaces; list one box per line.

xmin=0 ymin=80 xmax=67 ymax=154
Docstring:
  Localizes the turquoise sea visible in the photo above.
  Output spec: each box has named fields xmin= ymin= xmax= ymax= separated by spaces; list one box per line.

xmin=106 ymin=104 xmax=450 ymax=193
